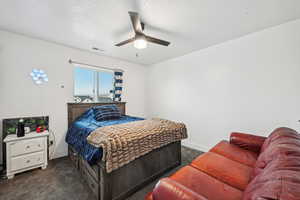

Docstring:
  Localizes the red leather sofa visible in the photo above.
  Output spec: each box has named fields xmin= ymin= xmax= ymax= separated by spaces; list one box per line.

xmin=145 ymin=127 xmax=300 ymax=200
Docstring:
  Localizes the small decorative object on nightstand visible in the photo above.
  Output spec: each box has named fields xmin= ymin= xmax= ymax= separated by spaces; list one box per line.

xmin=4 ymin=131 xmax=49 ymax=179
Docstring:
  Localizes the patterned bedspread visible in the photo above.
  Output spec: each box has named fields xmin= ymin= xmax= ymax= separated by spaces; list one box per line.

xmin=65 ymin=108 xmax=144 ymax=164
xmin=87 ymin=118 xmax=187 ymax=173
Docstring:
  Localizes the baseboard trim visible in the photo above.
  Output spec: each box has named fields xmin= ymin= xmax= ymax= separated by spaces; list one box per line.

xmin=182 ymin=141 xmax=210 ymax=152
xmin=52 ymin=151 xmax=68 ymax=160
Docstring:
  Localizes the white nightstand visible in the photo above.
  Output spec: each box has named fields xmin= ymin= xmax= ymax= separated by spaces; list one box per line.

xmin=4 ymin=131 xmax=49 ymax=179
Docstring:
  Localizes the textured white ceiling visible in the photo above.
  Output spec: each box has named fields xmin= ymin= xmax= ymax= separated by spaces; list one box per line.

xmin=0 ymin=0 xmax=300 ymax=65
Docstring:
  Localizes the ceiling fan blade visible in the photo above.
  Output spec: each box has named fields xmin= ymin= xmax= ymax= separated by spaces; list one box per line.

xmin=145 ymin=35 xmax=170 ymax=46
xmin=115 ymin=38 xmax=135 ymax=46
xmin=128 ymin=11 xmax=143 ymax=33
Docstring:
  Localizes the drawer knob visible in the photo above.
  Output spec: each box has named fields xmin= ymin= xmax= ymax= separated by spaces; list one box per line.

xmin=26 ymin=146 xmax=30 ymax=149
xmin=26 ymin=160 xmax=30 ymax=163
xmin=38 ymin=144 xmax=41 ymax=147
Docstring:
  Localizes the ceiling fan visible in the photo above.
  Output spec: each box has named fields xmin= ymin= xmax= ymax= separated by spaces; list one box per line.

xmin=115 ymin=11 xmax=171 ymax=49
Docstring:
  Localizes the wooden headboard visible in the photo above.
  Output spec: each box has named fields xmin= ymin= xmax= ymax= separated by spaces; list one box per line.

xmin=67 ymin=102 xmax=126 ymax=128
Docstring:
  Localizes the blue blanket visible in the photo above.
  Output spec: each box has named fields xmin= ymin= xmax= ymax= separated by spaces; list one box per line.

xmin=65 ymin=108 xmax=144 ymax=164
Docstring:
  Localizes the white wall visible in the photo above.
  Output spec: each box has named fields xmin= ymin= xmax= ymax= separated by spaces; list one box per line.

xmin=147 ymin=19 xmax=300 ymax=152
xmin=0 ymin=30 xmax=147 ymax=161
xmin=1 ymin=18 xmax=300 ymax=163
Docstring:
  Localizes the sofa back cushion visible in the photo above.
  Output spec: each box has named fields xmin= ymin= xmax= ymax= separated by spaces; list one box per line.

xmin=260 ymin=127 xmax=300 ymax=153
xmin=243 ymin=128 xmax=300 ymax=199
xmin=243 ymin=169 xmax=300 ymax=200
xmin=191 ymin=152 xmax=253 ymax=191
xmin=263 ymin=156 xmax=300 ymax=173
xmin=252 ymin=128 xmax=300 ymax=177
xmin=253 ymin=144 xmax=300 ymax=177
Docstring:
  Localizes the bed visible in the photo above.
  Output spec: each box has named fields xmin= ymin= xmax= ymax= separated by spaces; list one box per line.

xmin=66 ymin=102 xmax=182 ymax=200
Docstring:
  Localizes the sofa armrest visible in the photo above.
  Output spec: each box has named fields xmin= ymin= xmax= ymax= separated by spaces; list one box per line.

xmin=230 ymin=132 xmax=266 ymax=153
xmin=152 ymin=178 xmax=208 ymax=200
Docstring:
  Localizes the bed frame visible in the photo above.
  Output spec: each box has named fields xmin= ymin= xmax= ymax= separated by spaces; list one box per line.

xmin=67 ymin=102 xmax=181 ymax=200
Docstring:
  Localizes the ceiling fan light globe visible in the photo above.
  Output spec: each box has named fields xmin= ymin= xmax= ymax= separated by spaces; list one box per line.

xmin=134 ymin=38 xmax=147 ymax=49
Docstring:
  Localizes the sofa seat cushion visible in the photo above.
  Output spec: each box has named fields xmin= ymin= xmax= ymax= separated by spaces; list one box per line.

xmin=152 ymin=178 xmax=208 ymax=200
xmin=243 ymin=169 xmax=300 ymax=200
xmin=169 ymin=166 xmax=243 ymax=200
xmin=210 ymin=140 xmax=258 ymax=167
xmin=191 ymin=152 xmax=253 ymax=190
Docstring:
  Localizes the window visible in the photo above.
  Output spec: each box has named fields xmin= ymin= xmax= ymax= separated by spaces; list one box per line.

xmin=74 ymin=66 xmax=114 ymax=103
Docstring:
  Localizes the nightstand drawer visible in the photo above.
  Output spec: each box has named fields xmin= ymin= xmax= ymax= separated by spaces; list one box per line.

xmin=10 ymin=152 xmax=44 ymax=172
xmin=9 ymin=138 xmax=45 ymax=156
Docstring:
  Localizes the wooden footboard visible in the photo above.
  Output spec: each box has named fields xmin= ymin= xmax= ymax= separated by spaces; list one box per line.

xmin=68 ymin=141 xmax=181 ymax=200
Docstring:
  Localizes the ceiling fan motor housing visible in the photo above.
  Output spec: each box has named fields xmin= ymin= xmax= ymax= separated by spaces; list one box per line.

xmin=115 ymin=11 xmax=170 ymax=48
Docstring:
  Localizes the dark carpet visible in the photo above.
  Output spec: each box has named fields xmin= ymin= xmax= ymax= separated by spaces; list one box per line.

xmin=0 ymin=146 xmax=202 ymax=200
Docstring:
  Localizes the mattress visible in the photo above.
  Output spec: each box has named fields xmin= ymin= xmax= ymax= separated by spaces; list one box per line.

xmin=65 ymin=108 xmax=144 ymax=164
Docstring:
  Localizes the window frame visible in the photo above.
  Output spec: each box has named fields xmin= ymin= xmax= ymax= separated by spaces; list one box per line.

xmin=73 ymin=65 xmax=114 ymax=103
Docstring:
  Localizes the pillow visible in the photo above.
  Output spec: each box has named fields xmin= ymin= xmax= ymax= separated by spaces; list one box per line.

xmin=93 ymin=105 xmax=121 ymax=121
